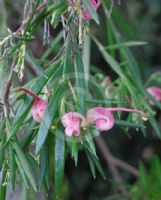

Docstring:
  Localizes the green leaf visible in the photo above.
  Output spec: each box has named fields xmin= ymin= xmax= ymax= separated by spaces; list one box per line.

xmin=12 ymin=142 xmax=37 ymax=191
xmin=71 ymin=141 xmax=78 ymax=166
xmin=85 ymin=149 xmax=96 ymax=178
xmin=106 ymin=41 xmax=148 ymax=50
xmin=30 ymin=4 xmax=67 ymax=32
xmin=36 ymin=82 xmax=67 ymax=154
xmin=26 ymin=50 xmax=44 ymax=75
xmin=24 ymin=0 xmax=41 ymax=33
xmin=93 ymin=37 xmax=126 ymax=79
xmin=115 ymin=119 xmax=146 ymax=129
xmin=0 ymin=122 xmax=6 ymax=170
xmin=74 ymin=52 xmax=86 ymax=114
xmin=83 ymin=26 xmax=91 ymax=79
xmin=85 ymin=149 xmax=106 ymax=179
xmin=15 ymin=155 xmax=29 ymax=189
xmin=139 ymin=162 xmax=148 ymax=189
xmin=0 ymin=161 xmax=8 ymax=200
xmin=149 ymin=116 xmax=161 ymax=138
xmin=84 ymin=134 xmax=98 ymax=159
xmin=9 ymin=144 xmax=16 ymax=191
xmin=38 ymin=144 xmax=48 ymax=190
xmin=21 ymin=129 xmax=37 ymax=150
xmin=83 ymin=0 xmax=99 ymax=24
xmin=63 ymin=35 xmax=72 ymax=77
xmin=54 ymin=130 xmax=65 ymax=197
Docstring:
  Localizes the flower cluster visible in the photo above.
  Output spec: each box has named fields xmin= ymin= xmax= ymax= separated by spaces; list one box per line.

xmin=17 ymin=88 xmax=149 ymax=138
xmin=61 ymin=107 xmax=147 ymax=137
xmin=82 ymin=0 xmax=101 ymax=21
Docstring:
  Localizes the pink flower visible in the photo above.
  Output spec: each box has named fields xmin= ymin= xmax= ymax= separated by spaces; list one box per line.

xmin=61 ymin=112 xmax=86 ymax=137
xmin=86 ymin=107 xmax=115 ymax=131
xmin=17 ymin=87 xmax=47 ymax=123
xmin=147 ymin=87 xmax=161 ymax=102
xmin=87 ymin=107 xmax=146 ymax=131
xmin=82 ymin=0 xmax=101 ymax=21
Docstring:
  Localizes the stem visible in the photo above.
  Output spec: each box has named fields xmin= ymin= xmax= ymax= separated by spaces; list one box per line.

xmin=95 ymin=136 xmax=128 ymax=194
xmin=83 ymin=26 xmax=91 ymax=83
xmin=2 ymin=60 xmax=16 ymax=103
xmin=16 ymin=87 xmax=40 ymax=101
xmin=95 ymin=136 xmax=139 ymax=177
xmin=2 ymin=60 xmax=17 ymax=118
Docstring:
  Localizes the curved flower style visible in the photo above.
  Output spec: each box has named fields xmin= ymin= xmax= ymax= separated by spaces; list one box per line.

xmin=61 ymin=112 xmax=86 ymax=137
xmin=87 ymin=107 xmax=147 ymax=131
xmin=17 ymin=87 xmax=47 ymax=123
xmin=147 ymin=87 xmax=161 ymax=102
xmin=83 ymin=0 xmax=101 ymax=21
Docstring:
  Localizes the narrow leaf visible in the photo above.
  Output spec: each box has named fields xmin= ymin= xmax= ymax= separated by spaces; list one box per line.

xmin=74 ymin=52 xmax=86 ymax=114
xmin=36 ymin=83 xmax=67 ymax=154
xmin=9 ymin=144 xmax=16 ymax=191
xmin=38 ymin=145 xmax=48 ymax=190
xmin=15 ymin=155 xmax=29 ymax=189
xmin=55 ymin=130 xmax=65 ymax=197
xmin=0 ymin=161 xmax=8 ymax=200
xmin=13 ymin=142 xmax=37 ymax=191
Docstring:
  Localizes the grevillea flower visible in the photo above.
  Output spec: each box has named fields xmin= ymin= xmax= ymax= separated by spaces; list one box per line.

xmin=82 ymin=0 xmax=101 ymax=21
xmin=147 ymin=87 xmax=161 ymax=102
xmin=86 ymin=107 xmax=115 ymax=131
xmin=17 ymin=87 xmax=47 ymax=123
xmin=61 ymin=112 xmax=86 ymax=137
xmin=87 ymin=107 xmax=147 ymax=131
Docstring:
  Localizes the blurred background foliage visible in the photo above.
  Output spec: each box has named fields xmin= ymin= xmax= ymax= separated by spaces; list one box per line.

xmin=0 ymin=0 xmax=161 ymax=199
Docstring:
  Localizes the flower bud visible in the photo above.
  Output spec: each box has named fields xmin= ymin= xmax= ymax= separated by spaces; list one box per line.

xmin=17 ymin=87 xmax=47 ymax=123
xmin=82 ymin=0 xmax=101 ymax=21
xmin=147 ymin=87 xmax=161 ymax=102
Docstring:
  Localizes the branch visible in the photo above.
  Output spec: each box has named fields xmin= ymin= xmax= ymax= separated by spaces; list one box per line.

xmin=95 ymin=136 xmax=139 ymax=177
xmin=0 ymin=2 xmax=47 ymax=46
xmin=2 ymin=60 xmax=17 ymax=103
xmin=95 ymin=135 xmax=139 ymax=194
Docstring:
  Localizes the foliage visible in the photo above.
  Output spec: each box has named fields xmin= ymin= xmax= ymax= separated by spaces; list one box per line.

xmin=0 ymin=0 xmax=161 ymax=199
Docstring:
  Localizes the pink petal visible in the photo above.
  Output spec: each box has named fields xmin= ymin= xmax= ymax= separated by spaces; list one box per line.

xmin=17 ymin=87 xmax=48 ymax=123
xmin=32 ymin=99 xmax=48 ymax=123
xmin=90 ymin=0 xmax=101 ymax=10
xmin=87 ymin=107 xmax=115 ymax=131
xmin=95 ymin=117 xmax=114 ymax=131
xmin=61 ymin=112 xmax=73 ymax=127
xmin=61 ymin=112 xmax=84 ymax=137
xmin=65 ymin=126 xmax=74 ymax=137
xmin=82 ymin=0 xmax=101 ymax=21
xmin=82 ymin=9 xmax=92 ymax=21
xmin=147 ymin=87 xmax=161 ymax=102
